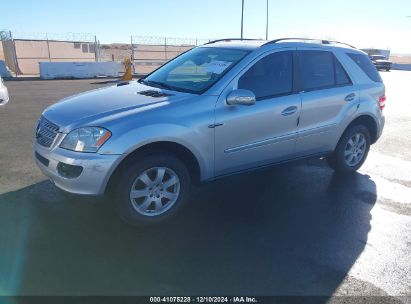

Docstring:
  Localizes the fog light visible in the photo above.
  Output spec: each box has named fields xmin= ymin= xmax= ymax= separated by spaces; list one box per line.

xmin=57 ymin=162 xmax=83 ymax=179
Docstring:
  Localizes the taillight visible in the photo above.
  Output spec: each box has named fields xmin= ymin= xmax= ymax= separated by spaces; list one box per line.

xmin=379 ymin=95 xmax=386 ymax=110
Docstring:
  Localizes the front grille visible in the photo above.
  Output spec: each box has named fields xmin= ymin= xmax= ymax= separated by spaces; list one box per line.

xmin=36 ymin=116 xmax=60 ymax=147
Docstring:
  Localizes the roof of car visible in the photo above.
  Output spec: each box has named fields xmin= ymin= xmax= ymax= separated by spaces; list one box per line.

xmin=200 ymin=38 xmax=359 ymax=52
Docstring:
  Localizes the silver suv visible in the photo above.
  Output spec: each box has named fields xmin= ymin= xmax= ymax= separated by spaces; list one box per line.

xmin=34 ymin=38 xmax=385 ymax=225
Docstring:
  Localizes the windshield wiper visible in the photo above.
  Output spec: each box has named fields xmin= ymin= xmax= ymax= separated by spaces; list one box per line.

xmin=139 ymin=78 xmax=197 ymax=94
xmin=141 ymin=79 xmax=173 ymax=90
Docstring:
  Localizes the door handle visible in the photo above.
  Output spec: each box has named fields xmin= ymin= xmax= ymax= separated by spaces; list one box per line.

xmin=345 ymin=93 xmax=356 ymax=102
xmin=281 ymin=106 xmax=298 ymax=116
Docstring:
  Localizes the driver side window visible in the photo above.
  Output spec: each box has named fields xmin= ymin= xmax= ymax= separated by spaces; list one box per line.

xmin=238 ymin=51 xmax=293 ymax=100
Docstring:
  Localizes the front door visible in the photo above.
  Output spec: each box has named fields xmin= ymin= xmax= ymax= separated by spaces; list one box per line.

xmin=214 ymin=49 xmax=301 ymax=177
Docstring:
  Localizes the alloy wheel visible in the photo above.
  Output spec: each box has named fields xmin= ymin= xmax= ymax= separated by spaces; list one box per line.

xmin=344 ymin=132 xmax=366 ymax=167
xmin=129 ymin=167 xmax=180 ymax=216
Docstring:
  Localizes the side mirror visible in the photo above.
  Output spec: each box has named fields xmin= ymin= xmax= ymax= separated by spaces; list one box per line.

xmin=226 ymin=89 xmax=256 ymax=106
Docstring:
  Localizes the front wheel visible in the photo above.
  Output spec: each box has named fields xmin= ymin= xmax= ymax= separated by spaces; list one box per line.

xmin=327 ymin=125 xmax=371 ymax=173
xmin=114 ymin=153 xmax=191 ymax=225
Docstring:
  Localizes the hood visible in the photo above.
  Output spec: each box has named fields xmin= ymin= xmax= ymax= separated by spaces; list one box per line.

xmin=43 ymin=81 xmax=193 ymax=130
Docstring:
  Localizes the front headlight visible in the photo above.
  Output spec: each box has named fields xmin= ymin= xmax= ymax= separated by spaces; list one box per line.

xmin=60 ymin=127 xmax=111 ymax=153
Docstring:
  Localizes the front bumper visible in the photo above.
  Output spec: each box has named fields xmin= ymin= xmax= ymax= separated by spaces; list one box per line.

xmin=34 ymin=142 xmax=121 ymax=195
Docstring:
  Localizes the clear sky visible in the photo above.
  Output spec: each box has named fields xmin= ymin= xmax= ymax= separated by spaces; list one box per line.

xmin=2 ymin=0 xmax=411 ymax=53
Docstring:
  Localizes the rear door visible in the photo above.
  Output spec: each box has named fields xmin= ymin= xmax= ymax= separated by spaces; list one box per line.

xmin=295 ymin=48 xmax=359 ymax=156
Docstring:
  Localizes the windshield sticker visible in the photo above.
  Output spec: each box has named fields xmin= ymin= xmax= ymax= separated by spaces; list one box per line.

xmin=202 ymin=61 xmax=232 ymax=74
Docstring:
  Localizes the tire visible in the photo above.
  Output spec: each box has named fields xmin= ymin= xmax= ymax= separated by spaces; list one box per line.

xmin=114 ymin=153 xmax=191 ymax=225
xmin=327 ymin=124 xmax=371 ymax=173
xmin=385 ymin=68 xmax=390 ymax=72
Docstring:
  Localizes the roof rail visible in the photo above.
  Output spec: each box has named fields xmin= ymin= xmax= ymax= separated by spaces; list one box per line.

xmin=263 ymin=38 xmax=356 ymax=48
xmin=264 ymin=38 xmax=329 ymax=45
xmin=204 ymin=38 xmax=261 ymax=45
xmin=325 ymin=40 xmax=356 ymax=49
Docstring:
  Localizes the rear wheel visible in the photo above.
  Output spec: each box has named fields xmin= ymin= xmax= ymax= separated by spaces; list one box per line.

xmin=114 ymin=153 xmax=190 ymax=225
xmin=327 ymin=125 xmax=371 ymax=173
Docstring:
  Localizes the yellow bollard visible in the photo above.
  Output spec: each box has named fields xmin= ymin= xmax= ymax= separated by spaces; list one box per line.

xmin=122 ymin=58 xmax=133 ymax=81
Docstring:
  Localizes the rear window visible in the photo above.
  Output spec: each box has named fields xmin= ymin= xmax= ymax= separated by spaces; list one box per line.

xmin=347 ymin=53 xmax=382 ymax=83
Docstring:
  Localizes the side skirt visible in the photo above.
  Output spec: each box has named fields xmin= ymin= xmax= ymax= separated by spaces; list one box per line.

xmin=202 ymin=151 xmax=334 ymax=183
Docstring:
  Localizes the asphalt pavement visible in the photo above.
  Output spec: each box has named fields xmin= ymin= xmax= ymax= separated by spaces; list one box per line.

xmin=0 ymin=73 xmax=409 ymax=302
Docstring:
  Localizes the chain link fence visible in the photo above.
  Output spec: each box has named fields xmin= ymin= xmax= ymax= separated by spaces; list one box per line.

xmin=0 ymin=30 xmax=99 ymax=75
xmin=0 ymin=30 xmax=19 ymax=75
xmin=0 ymin=30 xmax=213 ymax=76
xmin=130 ymin=36 xmax=208 ymax=74
xmin=5 ymin=31 xmax=95 ymax=42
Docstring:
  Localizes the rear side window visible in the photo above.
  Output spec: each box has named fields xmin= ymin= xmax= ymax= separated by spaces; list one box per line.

xmin=347 ymin=53 xmax=382 ymax=83
xmin=335 ymin=59 xmax=351 ymax=85
xmin=238 ymin=51 xmax=293 ymax=100
xmin=299 ymin=50 xmax=352 ymax=91
xmin=300 ymin=51 xmax=335 ymax=90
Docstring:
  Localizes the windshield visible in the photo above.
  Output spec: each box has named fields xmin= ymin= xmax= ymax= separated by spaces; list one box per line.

xmin=142 ymin=47 xmax=250 ymax=94
xmin=370 ymin=55 xmax=386 ymax=60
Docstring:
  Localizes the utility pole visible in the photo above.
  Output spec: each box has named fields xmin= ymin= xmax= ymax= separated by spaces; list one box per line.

xmin=266 ymin=0 xmax=269 ymax=40
xmin=46 ymin=33 xmax=51 ymax=62
xmin=130 ymin=36 xmax=135 ymax=74
xmin=94 ymin=35 xmax=98 ymax=62
xmin=241 ymin=0 xmax=244 ymax=39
